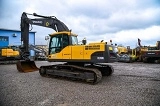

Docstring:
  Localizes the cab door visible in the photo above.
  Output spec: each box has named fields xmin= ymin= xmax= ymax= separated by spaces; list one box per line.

xmin=62 ymin=35 xmax=71 ymax=59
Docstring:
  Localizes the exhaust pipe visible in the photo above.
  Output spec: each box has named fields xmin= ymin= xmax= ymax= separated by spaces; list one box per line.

xmin=157 ymin=41 xmax=160 ymax=50
xmin=16 ymin=60 xmax=39 ymax=72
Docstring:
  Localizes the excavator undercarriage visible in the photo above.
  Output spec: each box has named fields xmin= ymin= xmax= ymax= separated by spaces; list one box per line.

xmin=39 ymin=63 xmax=113 ymax=84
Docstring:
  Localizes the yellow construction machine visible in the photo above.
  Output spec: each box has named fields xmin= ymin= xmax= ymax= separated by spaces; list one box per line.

xmin=127 ymin=39 xmax=160 ymax=63
xmin=116 ymin=45 xmax=135 ymax=62
xmin=117 ymin=46 xmax=128 ymax=54
xmin=131 ymin=46 xmax=148 ymax=62
xmin=133 ymin=38 xmax=160 ymax=63
xmin=0 ymin=46 xmax=20 ymax=61
xmin=116 ymin=38 xmax=150 ymax=63
xmin=16 ymin=12 xmax=118 ymax=84
xmin=142 ymin=41 xmax=160 ymax=63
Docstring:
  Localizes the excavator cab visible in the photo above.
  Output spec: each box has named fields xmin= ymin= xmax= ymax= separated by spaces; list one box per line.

xmin=48 ymin=32 xmax=77 ymax=54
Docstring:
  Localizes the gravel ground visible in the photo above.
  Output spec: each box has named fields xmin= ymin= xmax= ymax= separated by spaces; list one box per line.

xmin=0 ymin=61 xmax=160 ymax=106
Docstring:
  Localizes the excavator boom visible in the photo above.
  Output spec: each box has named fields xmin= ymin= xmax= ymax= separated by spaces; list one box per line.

xmin=17 ymin=12 xmax=70 ymax=72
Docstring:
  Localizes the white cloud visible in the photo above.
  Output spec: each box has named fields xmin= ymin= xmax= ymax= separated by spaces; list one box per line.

xmin=0 ymin=0 xmax=160 ymax=47
xmin=84 ymin=25 xmax=160 ymax=48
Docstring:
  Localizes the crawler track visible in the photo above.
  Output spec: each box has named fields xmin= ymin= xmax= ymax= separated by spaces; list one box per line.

xmin=39 ymin=63 xmax=114 ymax=84
xmin=39 ymin=64 xmax=103 ymax=84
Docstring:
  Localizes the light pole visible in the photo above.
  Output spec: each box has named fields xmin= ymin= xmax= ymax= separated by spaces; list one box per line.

xmin=45 ymin=35 xmax=50 ymax=56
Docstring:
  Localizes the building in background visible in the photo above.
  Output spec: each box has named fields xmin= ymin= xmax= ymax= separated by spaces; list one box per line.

xmin=0 ymin=28 xmax=36 ymax=59
xmin=0 ymin=28 xmax=36 ymax=46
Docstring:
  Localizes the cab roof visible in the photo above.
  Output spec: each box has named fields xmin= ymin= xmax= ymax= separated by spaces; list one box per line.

xmin=49 ymin=31 xmax=77 ymax=36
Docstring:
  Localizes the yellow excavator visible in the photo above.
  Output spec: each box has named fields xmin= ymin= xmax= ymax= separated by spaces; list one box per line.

xmin=0 ymin=46 xmax=20 ymax=61
xmin=16 ymin=12 xmax=118 ymax=84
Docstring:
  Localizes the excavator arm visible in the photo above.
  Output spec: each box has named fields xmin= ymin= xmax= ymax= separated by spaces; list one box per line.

xmin=17 ymin=12 xmax=70 ymax=72
xmin=20 ymin=12 xmax=69 ymax=60
xmin=21 ymin=12 xmax=69 ymax=32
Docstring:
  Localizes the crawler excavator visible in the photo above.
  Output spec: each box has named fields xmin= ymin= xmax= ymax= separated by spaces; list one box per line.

xmin=16 ymin=12 xmax=118 ymax=84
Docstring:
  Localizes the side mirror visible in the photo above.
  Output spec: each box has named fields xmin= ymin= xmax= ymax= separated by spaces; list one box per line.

xmin=82 ymin=38 xmax=87 ymax=45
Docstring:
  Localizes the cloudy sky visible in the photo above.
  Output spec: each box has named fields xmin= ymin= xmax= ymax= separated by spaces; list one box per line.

xmin=0 ymin=0 xmax=160 ymax=48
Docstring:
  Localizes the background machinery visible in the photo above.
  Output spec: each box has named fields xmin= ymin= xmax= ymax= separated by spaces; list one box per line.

xmin=115 ymin=45 xmax=136 ymax=63
xmin=142 ymin=41 xmax=160 ymax=63
xmin=115 ymin=38 xmax=151 ymax=63
xmin=134 ymin=38 xmax=160 ymax=63
xmin=116 ymin=45 xmax=132 ymax=62
xmin=16 ymin=12 xmax=118 ymax=84
xmin=0 ymin=46 xmax=20 ymax=63
xmin=30 ymin=44 xmax=47 ymax=60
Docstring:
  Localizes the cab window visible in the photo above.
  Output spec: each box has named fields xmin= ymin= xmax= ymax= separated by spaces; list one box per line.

xmin=49 ymin=34 xmax=69 ymax=54
xmin=71 ymin=36 xmax=78 ymax=45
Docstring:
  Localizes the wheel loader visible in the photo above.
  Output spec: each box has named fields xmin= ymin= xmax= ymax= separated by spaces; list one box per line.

xmin=16 ymin=12 xmax=118 ymax=84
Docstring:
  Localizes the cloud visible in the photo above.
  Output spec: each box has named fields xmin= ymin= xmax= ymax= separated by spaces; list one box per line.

xmin=85 ymin=25 xmax=160 ymax=48
xmin=0 ymin=0 xmax=160 ymax=47
xmin=107 ymin=8 xmax=160 ymax=30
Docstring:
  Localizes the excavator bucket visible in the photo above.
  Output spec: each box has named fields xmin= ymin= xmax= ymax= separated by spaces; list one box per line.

xmin=16 ymin=60 xmax=39 ymax=72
